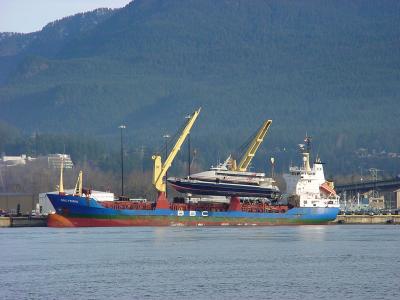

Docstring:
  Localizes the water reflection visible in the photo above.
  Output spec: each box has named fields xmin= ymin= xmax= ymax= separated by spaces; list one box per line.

xmin=294 ymin=225 xmax=328 ymax=242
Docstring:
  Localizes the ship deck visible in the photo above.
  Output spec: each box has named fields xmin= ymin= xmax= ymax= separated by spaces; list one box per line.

xmin=100 ymin=201 xmax=288 ymax=214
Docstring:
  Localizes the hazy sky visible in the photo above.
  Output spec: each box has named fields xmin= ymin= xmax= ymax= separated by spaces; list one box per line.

xmin=0 ymin=0 xmax=132 ymax=33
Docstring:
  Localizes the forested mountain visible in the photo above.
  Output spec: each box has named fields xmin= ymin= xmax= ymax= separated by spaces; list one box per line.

xmin=0 ymin=8 xmax=116 ymax=83
xmin=0 ymin=0 xmax=399 ymax=175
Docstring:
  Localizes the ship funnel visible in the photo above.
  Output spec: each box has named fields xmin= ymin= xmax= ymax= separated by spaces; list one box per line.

xmin=303 ymin=153 xmax=311 ymax=173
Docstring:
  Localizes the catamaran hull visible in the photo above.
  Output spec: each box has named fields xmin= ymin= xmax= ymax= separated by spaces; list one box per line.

xmin=46 ymin=194 xmax=339 ymax=227
xmin=167 ymin=178 xmax=279 ymax=198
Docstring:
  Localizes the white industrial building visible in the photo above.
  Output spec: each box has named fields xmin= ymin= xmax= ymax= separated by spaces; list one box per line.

xmin=0 ymin=154 xmax=36 ymax=167
xmin=46 ymin=154 xmax=73 ymax=169
xmin=1 ymin=153 xmax=73 ymax=169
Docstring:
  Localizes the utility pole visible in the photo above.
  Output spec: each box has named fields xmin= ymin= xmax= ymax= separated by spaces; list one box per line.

xmin=119 ymin=125 xmax=126 ymax=196
xmin=0 ymin=166 xmax=4 ymax=191
xmin=163 ymin=134 xmax=170 ymax=198
xmin=270 ymin=157 xmax=275 ymax=178
xmin=185 ymin=114 xmax=192 ymax=177
xmin=140 ymin=145 xmax=145 ymax=173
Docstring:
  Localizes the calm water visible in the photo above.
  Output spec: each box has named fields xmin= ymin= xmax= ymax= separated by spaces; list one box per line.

xmin=1 ymin=225 xmax=399 ymax=300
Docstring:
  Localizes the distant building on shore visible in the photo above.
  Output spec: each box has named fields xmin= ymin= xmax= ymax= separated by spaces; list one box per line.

xmin=1 ymin=153 xmax=73 ymax=169
xmin=45 ymin=154 xmax=73 ymax=169
xmin=0 ymin=155 xmax=36 ymax=167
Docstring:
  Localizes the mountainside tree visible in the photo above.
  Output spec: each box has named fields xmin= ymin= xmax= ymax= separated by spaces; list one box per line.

xmin=0 ymin=0 xmax=399 ymax=174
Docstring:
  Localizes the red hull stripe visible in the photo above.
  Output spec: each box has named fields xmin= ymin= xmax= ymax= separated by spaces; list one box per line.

xmin=47 ymin=214 xmax=329 ymax=227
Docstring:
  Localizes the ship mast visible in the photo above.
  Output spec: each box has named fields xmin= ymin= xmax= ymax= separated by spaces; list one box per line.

xmin=152 ymin=108 xmax=201 ymax=209
xmin=301 ymin=136 xmax=312 ymax=173
xmin=59 ymin=157 xmax=64 ymax=194
xmin=73 ymin=171 xmax=83 ymax=196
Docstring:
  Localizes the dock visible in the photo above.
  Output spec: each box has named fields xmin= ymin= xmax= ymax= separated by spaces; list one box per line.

xmin=334 ymin=214 xmax=400 ymax=224
xmin=0 ymin=216 xmax=47 ymax=227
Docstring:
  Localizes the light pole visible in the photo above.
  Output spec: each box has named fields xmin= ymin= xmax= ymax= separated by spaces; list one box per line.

xmin=119 ymin=125 xmax=126 ymax=196
xmin=185 ymin=114 xmax=192 ymax=178
xmin=270 ymin=157 xmax=275 ymax=178
xmin=163 ymin=134 xmax=170 ymax=198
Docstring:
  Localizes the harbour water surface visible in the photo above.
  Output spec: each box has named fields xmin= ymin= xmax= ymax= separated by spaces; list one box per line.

xmin=1 ymin=225 xmax=399 ymax=299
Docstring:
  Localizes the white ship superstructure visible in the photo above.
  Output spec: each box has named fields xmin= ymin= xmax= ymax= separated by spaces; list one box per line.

xmin=283 ymin=137 xmax=340 ymax=208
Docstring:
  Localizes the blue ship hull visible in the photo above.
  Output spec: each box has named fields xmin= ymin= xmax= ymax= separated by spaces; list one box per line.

xmin=47 ymin=193 xmax=339 ymax=227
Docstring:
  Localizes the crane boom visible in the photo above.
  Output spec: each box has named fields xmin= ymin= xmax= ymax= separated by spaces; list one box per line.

xmin=236 ymin=120 xmax=272 ymax=172
xmin=152 ymin=108 xmax=201 ymax=192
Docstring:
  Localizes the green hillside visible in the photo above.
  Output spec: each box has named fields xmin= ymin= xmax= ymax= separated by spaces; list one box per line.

xmin=0 ymin=0 xmax=399 ymax=175
xmin=0 ymin=8 xmax=116 ymax=83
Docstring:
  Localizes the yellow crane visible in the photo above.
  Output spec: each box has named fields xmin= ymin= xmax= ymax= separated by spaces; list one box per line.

xmin=73 ymin=171 xmax=83 ymax=196
xmin=231 ymin=120 xmax=272 ymax=172
xmin=58 ymin=157 xmax=83 ymax=196
xmin=152 ymin=108 xmax=201 ymax=208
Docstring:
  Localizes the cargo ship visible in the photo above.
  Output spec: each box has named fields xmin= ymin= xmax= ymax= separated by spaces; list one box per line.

xmin=47 ymin=110 xmax=340 ymax=227
xmin=47 ymin=193 xmax=339 ymax=227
